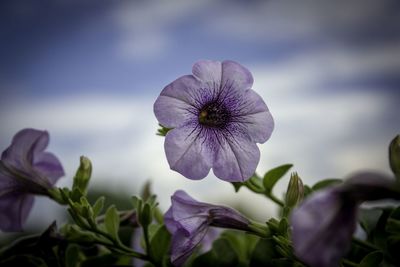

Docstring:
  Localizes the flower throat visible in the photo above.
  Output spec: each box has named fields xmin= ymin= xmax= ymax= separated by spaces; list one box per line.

xmin=198 ymin=102 xmax=230 ymax=128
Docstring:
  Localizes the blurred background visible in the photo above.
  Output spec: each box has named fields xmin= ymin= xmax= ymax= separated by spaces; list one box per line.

xmin=0 ymin=0 xmax=399 ymax=232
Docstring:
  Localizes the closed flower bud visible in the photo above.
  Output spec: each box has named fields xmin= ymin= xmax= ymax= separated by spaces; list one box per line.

xmin=285 ymin=172 xmax=304 ymax=207
xmin=72 ymin=156 xmax=92 ymax=195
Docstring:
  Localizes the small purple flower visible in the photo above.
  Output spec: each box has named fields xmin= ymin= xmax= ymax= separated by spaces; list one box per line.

xmin=164 ymin=190 xmax=250 ymax=266
xmin=0 ymin=129 xmax=64 ymax=232
xmin=154 ymin=60 xmax=274 ymax=182
xmin=290 ymin=172 xmax=400 ymax=267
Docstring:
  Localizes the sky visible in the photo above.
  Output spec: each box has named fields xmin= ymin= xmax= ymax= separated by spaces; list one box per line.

xmin=0 ymin=0 xmax=399 ymax=228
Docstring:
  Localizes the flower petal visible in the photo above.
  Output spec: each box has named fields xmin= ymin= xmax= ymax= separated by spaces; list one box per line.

xmin=170 ymin=223 xmax=209 ymax=267
xmin=212 ymin=131 xmax=260 ymax=182
xmin=33 ymin=152 xmax=65 ymax=185
xmin=235 ymin=89 xmax=274 ymax=143
xmin=192 ymin=60 xmax=222 ymax=85
xmin=0 ymin=192 xmax=34 ymax=232
xmin=165 ymin=124 xmax=213 ymax=180
xmin=290 ymin=188 xmax=357 ymax=267
xmin=222 ymin=60 xmax=253 ymax=91
xmin=154 ymin=75 xmax=201 ymax=128
xmin=1 ymin=129 xmax=48 ymax=170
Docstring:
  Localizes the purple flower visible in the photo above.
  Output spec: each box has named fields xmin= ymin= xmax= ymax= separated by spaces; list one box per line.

xmin=290 ymin=187 xmax=358 ymax=267
xmin=154 ymin=60 xmax=274 ymax=182
xmin=290 ymin=172 xmax=400 ymax=267
xmin=0 ymin=129 xmax=64 ymax=232
xmin=164 ymin=190 xmax=250 ymax=266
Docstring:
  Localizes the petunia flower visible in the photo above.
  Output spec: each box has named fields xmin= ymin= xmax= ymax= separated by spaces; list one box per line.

xmin=154 ymin=60 xmax=274 ymax=182
xmin=0 ymin=128 xmax=64 ymax=232
xmin=164 ymin=190 xmax=251 ymax=266
xmin=290 ymin=172 xmax=400 ymax=267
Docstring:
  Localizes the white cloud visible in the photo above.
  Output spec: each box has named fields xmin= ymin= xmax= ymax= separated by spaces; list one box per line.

xmin=113 ymin=0 xmax=211 ymax=61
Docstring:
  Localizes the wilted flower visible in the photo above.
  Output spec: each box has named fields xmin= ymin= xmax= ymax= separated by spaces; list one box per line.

xmin=0 ymin=129 xmax=64 ymax=231
xmin=290 ymin=172 xmax=400 ymax=267
xmin=164 ymin=190 xmax=251 ymax=266
xmin=154 ymin=60 xmax=274 ymax=181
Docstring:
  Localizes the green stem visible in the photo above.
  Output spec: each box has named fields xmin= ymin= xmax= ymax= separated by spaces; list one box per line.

xmin=142 ymin=225 xmax=152 ymax=260
xmin=248 ymin=220 xmax=270 ymax=238
xmin=342 ymin=258 xmax=358 ymax=267
xmin=352 ymin=238 xmax=379 ymax=251
xmin=265 ymin=192 xmax=284 ymax=207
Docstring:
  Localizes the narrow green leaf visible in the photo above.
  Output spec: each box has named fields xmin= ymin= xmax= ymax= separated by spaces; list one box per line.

xmin=358 ymin=251 xmax=383 ymax=267
xmin=65 ymin=245 xmax=85 ymax=267
xmin=150 ymin=225 xmax=171 ymax=265
xmin=263 ymin=164 xmax=293 ymax=193
xmin=104 ymin=205 xmax=120 ymax=241
xmin=192 ymin=238 xmax=239 ymax=267
xmin=250 ymin=238 xmax=279 ymax=267
xmin=312 ymin=179 xmax=342 ymax=191
xmin=221 ymin=231 xmax=259 ymax=265
xmin=92 ymin=196 xmax=105 ymax=217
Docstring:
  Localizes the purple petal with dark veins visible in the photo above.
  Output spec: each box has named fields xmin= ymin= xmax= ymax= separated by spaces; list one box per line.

xmin=164 ymin=124 xmax=213 ymax=180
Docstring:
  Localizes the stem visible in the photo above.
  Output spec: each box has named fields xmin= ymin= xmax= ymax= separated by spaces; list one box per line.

xmin=265 ymin=192 xmax=284 ymax=207
xmin=142 ymin=225 xmax=152 ymax=260
xmin=342 ymin=258 xmax=358 ymax=267
xmin=352 ymin=238 xmax=379 ymax=251
xmin=248 ymin=220 xmax=270 ymax=238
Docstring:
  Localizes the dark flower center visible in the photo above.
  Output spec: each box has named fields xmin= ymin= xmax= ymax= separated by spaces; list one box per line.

xmin=198 ymin=102 xmax=230 ymax=128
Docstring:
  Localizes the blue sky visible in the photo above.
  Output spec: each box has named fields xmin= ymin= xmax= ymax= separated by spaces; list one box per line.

xmin=0 ymin=0 xmax=399 ymax=225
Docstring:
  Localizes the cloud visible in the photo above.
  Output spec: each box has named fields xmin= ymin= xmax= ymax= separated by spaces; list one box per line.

xmin=205 ymin=0 xmax=400 ymax=44
xmin=113 ymin=0 xmax=211 ymax=61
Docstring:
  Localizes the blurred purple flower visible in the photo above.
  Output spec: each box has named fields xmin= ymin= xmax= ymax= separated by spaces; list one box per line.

xmin=0 ymin=129 xmax=64 ymax=232
xmin=290 ymin=187 xmax=358 ymax=267
xmin=154 ymin=60 xmax=274 ymax=182
xmin=290 ymin=172 xmax=400 ymax=267
xmin=164 ymin=190 xmax=250 ymax=266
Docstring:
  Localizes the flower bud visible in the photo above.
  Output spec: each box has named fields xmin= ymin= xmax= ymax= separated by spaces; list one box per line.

xmin=72 ymin=156 xmax=92 ymax=195
xmin=285 ymin=172 xmax=304 ymax=207
xmin=389 ymin=135 xmax=400 ymax=180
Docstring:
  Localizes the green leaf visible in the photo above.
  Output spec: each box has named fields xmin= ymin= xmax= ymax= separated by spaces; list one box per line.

xmin=104 ymin=205 xmax=120 ymax=241
xmin=92 ymin=196 xmax=105 ymax=217
xmin=157 ymin=124 xmax=172 ymax=137
xmin=221 ymin=231 xmax=259 ymax=266
xmin=65 ymin=245 xmax=85 ymax=267
xmin=358 ymin=251 xmax=383 ymax=267
xmin=61 ymin=224 xmax=99 ymax=243
xmin=278 ymin=218 xmax=289 ymax=237
xmin=150 ymin=225 xmax=171 ymax=265
xmin=312 ymin=178 xmax=342 ymax=191
xmin=303 ymin=185 xmax=313 ymax=197
xmin=359 ymin=208 xmax=383 ymax=237
xmin=250 ymin=238 xmax=279 ymax=266
xmin=263 ymin=164 xmax=293 ymax=193
xmin=81 ymin=254 xmax=121 ymax=267
xmin=192 ymin=238 xmax=239 ymax=267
